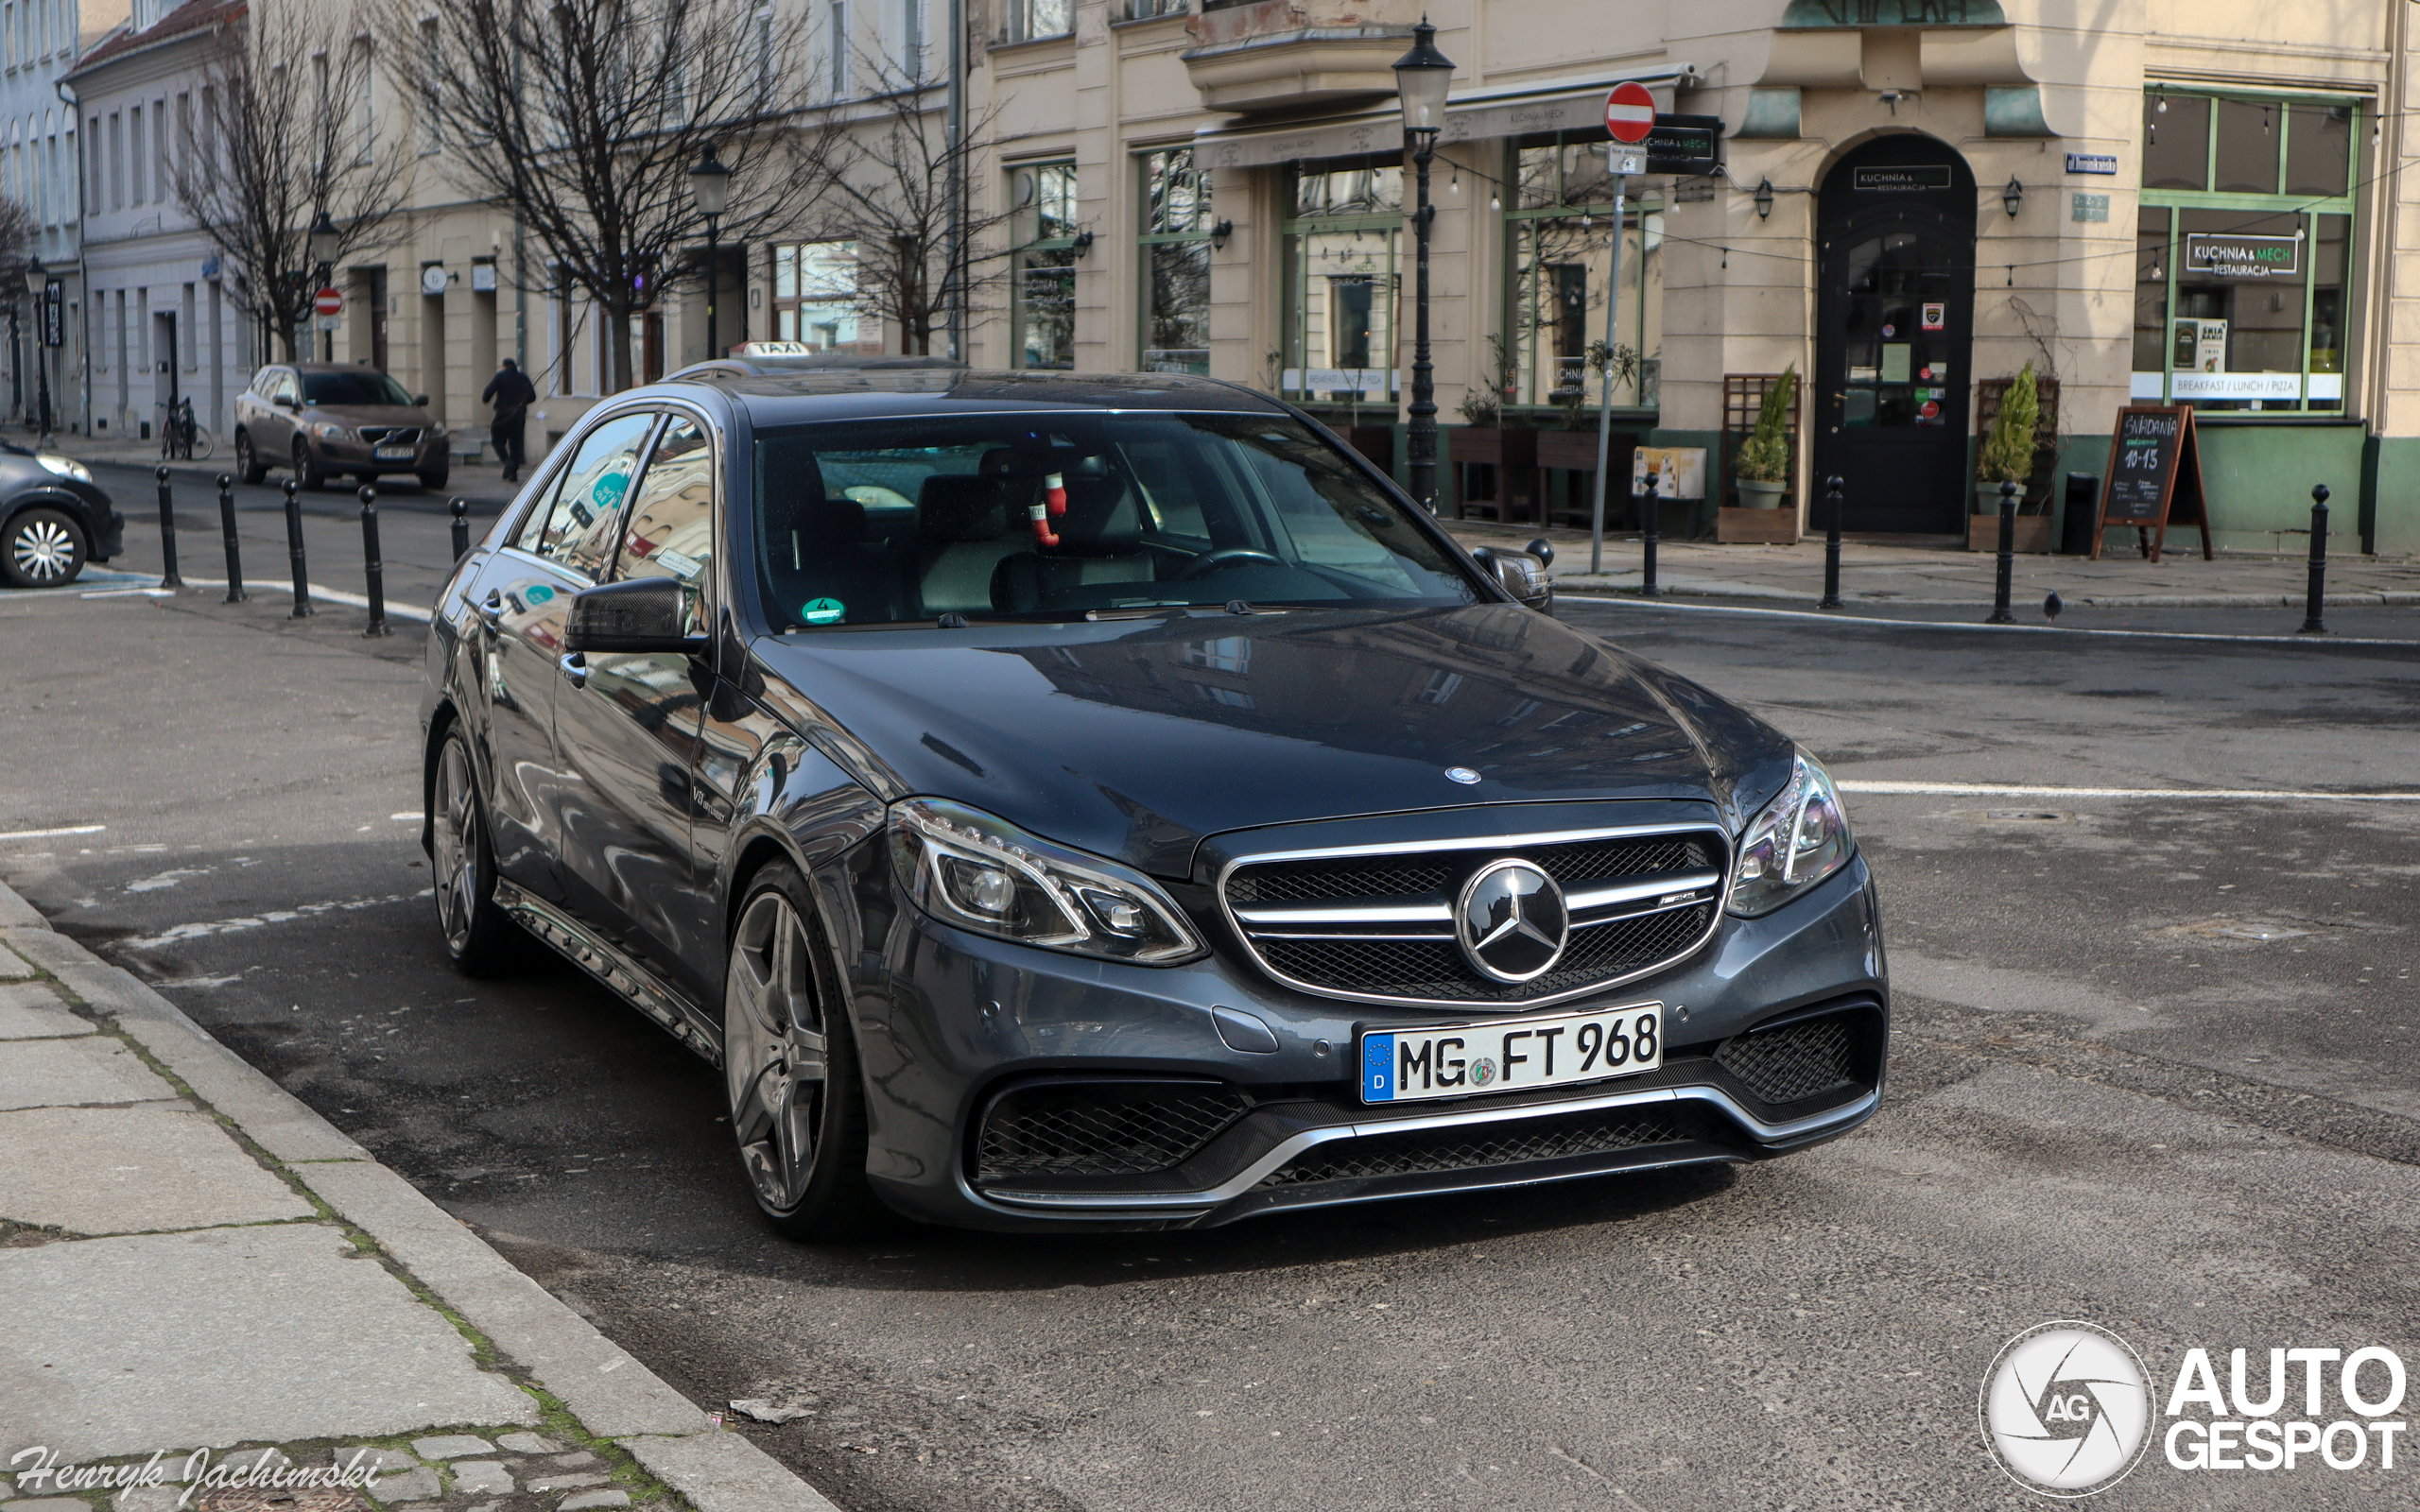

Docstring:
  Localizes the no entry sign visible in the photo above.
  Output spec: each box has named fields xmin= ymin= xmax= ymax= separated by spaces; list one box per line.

xmin=1604 ymin=81 xmax=1655 ymax=144
xmin=313 ymin=287 xmax=344 ymax=318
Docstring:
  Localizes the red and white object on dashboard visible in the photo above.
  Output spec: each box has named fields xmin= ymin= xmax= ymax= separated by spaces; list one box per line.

xmin=1603 ymin=81 xmax=1655 ymax=145
xmin=1028 ymin=472 xmax=1068 ymax=547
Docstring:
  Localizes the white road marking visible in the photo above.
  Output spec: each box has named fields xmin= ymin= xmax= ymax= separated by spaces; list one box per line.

xmin=0 ymin=824 xmax=105 ymax=841
xmin=126 ymin=890 xmax=435 ymax=951
xmin=1563 ymin=593 xmax=2420 ymax=647
xmin=1839 ymin=780 xmax=2420 ymax=802
xmin=179 ymin=576 xmax=437 ymax=624
xmin=390 ymin=812 xmax=424 ymax=822
xmin=79 ymin=587 xmax=176 ymax=599
xmin=126 ymin=868 xmax=213 ymax=893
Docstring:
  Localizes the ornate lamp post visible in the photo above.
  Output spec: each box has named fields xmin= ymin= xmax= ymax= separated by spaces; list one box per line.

xmin=689 ymin=146 xmax=734 ymax=359
xmin=307 ymin=212 xmax=341 ymax=361
xmin=25 ymin=256 xmax=50 ymax=441
xmin=1392 ymin=20 xmax=1453 ymax=513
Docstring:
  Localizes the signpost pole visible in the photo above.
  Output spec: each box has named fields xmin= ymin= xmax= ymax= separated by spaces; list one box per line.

xmin=1590 ymin=81 xmax=1655 ymax=578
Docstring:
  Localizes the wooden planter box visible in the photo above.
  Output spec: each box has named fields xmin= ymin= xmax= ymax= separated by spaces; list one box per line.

xmin=1719 ymin=507 xmax=1801 ymax=545
xmin=1448 ymin=426 xmax=1539 ymax=521
xmin=1967 ymin=512 xmax=2055 ymax=554
xmin=1345 ymin=425 xmax=1394 ymax=474
xmin=1533 ymin=428 xmax=1634 ymax=528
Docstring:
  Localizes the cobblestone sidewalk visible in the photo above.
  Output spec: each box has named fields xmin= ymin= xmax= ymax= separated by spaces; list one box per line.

xmin=0 ymin=884 xmax=834 ymax=1512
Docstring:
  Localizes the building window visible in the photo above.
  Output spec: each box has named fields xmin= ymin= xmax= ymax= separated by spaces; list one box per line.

xmin=1280 ymin=156 xmax=1401 ymax=408
xmin=1125 ymin=0 xmax=1186 ymax=16
xmin=2135 ymin=89 xmax=2358 ymax=414
xmin=1506 ymin=133 xmax=1662 ymax=412
xmin=1137 ymin=146 xmax=1212 ymax=375
xmin=1010 ymin=0 xmax=1072 ymax=42
xmin=827 ymin=2 xmax=847 ymax=96
xmin=771 ymin=241 xmax=865 ymax=352
xmin=1010 ymin=161 xmax=1078 ymax=369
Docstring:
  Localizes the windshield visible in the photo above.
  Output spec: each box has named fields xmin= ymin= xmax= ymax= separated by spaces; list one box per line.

xmin=751 ymin=412 xmax=1476 ymax=627
xmin=302 ymin=371 xmax=416 ymax=406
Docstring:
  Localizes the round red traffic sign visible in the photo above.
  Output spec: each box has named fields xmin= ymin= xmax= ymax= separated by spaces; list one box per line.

xmin=313 ymin=287 xmax=344 ymax=318
xmin=1605 ymin=81 xmax=1655 ymax=144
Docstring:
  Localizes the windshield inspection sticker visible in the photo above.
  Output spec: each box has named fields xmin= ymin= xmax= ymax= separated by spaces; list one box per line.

xmin=802 ymin=597 xmax=846 ymax=625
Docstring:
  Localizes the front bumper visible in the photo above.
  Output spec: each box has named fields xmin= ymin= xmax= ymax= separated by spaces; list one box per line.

xmin=838 ymin=847 xmax=1887 ymax=1231
xmin=318 ymin=437 xmax=447 ymax=473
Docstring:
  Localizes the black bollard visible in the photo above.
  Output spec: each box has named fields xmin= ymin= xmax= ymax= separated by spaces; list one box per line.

xmin=284 ymin=477 xmax=314 ymax=617
xmin=449 ymin=497 xmax=471 ymax=561
xmin=216 ymin=472 xmax=246 ymax=602
xmin=1986 ymin=480 xmax=2018 ymax=625
xmin=1639 ymin=490 xmax=1659 ymax=598
xmin=2299 ymin=484 xmax=2330 ymax=635
xmin=358 ymin=484 xmax=391 ymax=638
xmin=1821 ymin=473 xmax=1844 ymax=610
xmin=154 ymin=465 xmax=182 ymax=589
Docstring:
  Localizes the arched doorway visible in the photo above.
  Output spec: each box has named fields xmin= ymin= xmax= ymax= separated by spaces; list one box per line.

xmin=1813 ymin=135 xmax=1977 ymax=534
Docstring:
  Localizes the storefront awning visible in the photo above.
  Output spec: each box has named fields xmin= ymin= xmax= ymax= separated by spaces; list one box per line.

xmin=1191 ymin=64 xmax=1700 ymax=171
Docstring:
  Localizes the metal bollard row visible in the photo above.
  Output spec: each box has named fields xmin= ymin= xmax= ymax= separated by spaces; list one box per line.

xmin=216 ymin=473 xmax=246 ymax=602
xmin=358 ymin=484 xmax=391 ymax=638
xmin=153 ymin=466 xmax=182 ymax=590
xmin=2300 ymin=484 xmax=2330 ymax=635
xmin=1821 ymin=474 xmax=1844 ymax=610
xmin=284 ymin=477 xmax=314 ymax=617
xmin=450 ymin=497 xmax=471 ymax=561
xmin=1985 ymin=480 xmax=2018 ymax=625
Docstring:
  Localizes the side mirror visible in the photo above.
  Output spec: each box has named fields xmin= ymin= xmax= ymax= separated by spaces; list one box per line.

xmin=274 ymin=394 xmax=299 ymax=410
xmin=563 ymin=576 xmax=706 ymax=655
xmin=413 ymin=393 xmax=430 ymax=407
xmin=1472 ymin=546 xmax=1554 ymax=615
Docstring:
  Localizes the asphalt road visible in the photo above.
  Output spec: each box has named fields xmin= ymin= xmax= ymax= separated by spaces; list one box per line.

xmin=5 ymin=583 xmax=2417 ymax=1511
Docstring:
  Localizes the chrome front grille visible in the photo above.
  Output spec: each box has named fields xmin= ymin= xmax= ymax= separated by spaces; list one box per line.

xmin=359 ymin=426 xmax=422 ymax=445
xmin=1221 ymin=826 xmax=1728 ymax=1007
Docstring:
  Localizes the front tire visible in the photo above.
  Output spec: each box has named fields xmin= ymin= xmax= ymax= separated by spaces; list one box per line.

xmin=430 ymin=728 xmax=522 ymax=975
xmin=293 ymin=438 xmax=326 ymax=491
xmin=417 ymin=466 xmax=450 ymax=491
xmin=234 ymin=429 xmax=267 ymax=485
xmin=3 ymin=507 xmax=86 ymax=588
xmin=722 ymin=863 xmax=885 ymax=1241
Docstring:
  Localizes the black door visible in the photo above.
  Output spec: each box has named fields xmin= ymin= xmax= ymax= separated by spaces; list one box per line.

xmin=1814 ymin=136 xmax=1977 ymax=534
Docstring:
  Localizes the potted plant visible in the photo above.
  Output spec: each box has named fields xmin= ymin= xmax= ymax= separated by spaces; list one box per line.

xmin=1733 ymin=365 xmax=1796 ymax=508
xmin=1971 ymin=363 xmax=2053 ymax=552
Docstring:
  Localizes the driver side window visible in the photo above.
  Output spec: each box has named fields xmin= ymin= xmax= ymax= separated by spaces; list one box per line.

xmin=517 ymin=411 xmax=659 ymax=577
xmin=613 ymin=417 xmax=716 ymax=634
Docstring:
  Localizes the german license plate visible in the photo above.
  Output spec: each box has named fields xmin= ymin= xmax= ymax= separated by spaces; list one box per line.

xmin=374 ymin=445 xmax=415 ymax=460
xmin=1359 ymin=1004 xmax=1662 ymax=1105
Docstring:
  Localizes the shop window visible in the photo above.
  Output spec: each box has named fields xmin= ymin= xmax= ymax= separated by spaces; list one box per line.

xmin=1138 ymin=146 xmax=1213 ymax=375
xmin=1506 ymin=134 xmax=1662 ymax=411
xmin=1011 ymin=161 xmax=1078 ymax=369
xmin=770 ymin=242 xmax=866 ymax=352
xmin=2142 ymin=94 xmax=2208 ymax=192
xmin=2134 ymin=89 xmax=2360 ymax=415
xmin=1280 ymin=156 xmax=1401 ymax=409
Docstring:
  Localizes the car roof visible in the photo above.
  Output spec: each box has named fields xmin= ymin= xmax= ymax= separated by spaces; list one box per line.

xmin=637 ymin=367 xmax=1292 ymax=424
xmin=287 ymin=361 xmax=398 ymax=374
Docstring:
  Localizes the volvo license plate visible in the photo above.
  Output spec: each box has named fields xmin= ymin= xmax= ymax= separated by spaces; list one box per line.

xmin=374 ymin=444 xmax=415 ymax=460
xmin=1359 ymin=1004 xmax=1662 ymax=1105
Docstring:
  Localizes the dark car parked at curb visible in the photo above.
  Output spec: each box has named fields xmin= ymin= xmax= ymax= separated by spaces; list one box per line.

xmin=420 ymin=367 xmax=1887 ymax=1239
xmin=233 ymin=362 xmax=450 ymax=492
xmin=0 ymin=443 xmax=122 ymax=588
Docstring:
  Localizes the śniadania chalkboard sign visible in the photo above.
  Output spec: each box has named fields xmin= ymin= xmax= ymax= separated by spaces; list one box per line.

xmin=2094 ymin=405 xmax=2212 ymax=563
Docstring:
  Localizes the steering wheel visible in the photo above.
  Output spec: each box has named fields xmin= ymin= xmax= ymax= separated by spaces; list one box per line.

xmin=1174 ymin=548 xmax=1284 ymax=582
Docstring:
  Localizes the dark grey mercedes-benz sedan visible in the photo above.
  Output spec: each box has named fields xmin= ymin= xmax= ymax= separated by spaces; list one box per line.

xmin=420 ymin=367 xmax=1885 ymax=1238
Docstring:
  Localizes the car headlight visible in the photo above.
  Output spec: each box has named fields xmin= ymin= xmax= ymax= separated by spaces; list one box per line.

xmin=1726 ymin=749 xmax=1855 ymax=919
xmin=311 ymin=422 xmax=352 ymax=441
xmin=429 ymin=426 xmax=448 ymax=440
xmin=35 ymin=453 xmax=91 ymax=483
xmin=888 ymin=798 xmax=1203 ymax=964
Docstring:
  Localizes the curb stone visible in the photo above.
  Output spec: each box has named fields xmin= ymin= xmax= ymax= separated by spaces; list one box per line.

xmin=0 ymin=885 xmax=839 ymax=1512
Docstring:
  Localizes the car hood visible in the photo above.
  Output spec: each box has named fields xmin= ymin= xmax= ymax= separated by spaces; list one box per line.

xmin=749 ymin=604 xmax=1796 ymax=878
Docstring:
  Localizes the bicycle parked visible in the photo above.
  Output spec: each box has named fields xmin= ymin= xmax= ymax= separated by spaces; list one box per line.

xmin=162 ymin=396 xmax=216 ymax=461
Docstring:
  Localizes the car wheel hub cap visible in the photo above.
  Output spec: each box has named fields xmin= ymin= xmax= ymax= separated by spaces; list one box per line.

xmin=11 ymin=518 xmax=75 ymax=581
xmin=724 ymin=892 xmax=828 ymax=1212
xmin=1455 ymin=860 xmax=1569 ymax=983
xmin=432 ymin=743 xmax=476 ymax=952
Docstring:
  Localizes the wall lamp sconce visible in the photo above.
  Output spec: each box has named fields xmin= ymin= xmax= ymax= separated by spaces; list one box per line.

xmin=1209 ymin=218 xmax=1233 ymax=249
xmin=1753 ymin=179 xmax=1773 ymax=219
xmin=1071 ymin=230 xmax=1095 ymax=256
xmin=2002 ymin=177 xmax=2024 ymax=217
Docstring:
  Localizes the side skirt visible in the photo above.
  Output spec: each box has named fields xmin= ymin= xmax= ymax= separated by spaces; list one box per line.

xmin=494 ymin=878 xmax=721 ymax=1064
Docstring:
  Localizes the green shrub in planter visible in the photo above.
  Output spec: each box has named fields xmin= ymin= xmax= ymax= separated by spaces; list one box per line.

xmin=1979 ymin=364 xmax=2040 ymax=496
xmin=1734 ymin=365 xmax=1797 ymax=485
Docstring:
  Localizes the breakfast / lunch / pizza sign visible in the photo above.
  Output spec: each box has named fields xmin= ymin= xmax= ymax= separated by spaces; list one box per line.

xmin=2094 ymin=404 xmax=2212 ymax=563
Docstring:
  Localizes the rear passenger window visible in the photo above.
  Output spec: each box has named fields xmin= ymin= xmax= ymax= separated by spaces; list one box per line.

xmin=614 ymin=417 xmax=715 ymax=633
xmin=519 ymin=411 xmax=658 ymax=576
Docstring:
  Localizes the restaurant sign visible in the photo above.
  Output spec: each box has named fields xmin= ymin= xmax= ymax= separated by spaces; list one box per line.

xmin=2184 ymin=232 xmax=2301 ymax=278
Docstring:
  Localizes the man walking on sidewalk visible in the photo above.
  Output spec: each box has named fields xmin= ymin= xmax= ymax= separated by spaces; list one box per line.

xmin=481 ymin=357 xmax=537 ymax=483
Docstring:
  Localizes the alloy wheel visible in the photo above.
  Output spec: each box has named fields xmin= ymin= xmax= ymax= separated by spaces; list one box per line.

xmin=9 ymin=513 xmax=79 ymax=584
xmin=431 ymin=738 xmax=478 ymax=954
xmin=724 ymin=889 xmax=830 ymax=1213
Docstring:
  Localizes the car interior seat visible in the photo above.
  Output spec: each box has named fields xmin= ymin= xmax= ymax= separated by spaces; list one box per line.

xmin=764 ymin=453 xmax=911 ymax=625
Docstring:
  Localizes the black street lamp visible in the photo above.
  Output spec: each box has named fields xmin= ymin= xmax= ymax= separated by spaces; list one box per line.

xmin=1392 ymin=19 xmax=1454 ymax=514
xmin=690 ymin=146 xmax=733 ymax=360
xmin=24 ymin=255 xmax=50 ymax=441
xmin=307 ymin=211 xmax=340 ymax=359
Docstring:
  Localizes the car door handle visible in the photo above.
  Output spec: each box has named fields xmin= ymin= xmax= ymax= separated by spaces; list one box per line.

xmin=474 ymin=588 xmax=504 ymax=623
xmin=559 ymin=652 xmax=589 ymax=689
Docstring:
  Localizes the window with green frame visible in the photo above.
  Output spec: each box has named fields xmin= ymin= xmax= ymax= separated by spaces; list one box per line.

xmin=1505 ymin=134 xmax=1662 ymax=410
xmin=1138 ymin=146 xmax=1213 ymax=375
xmin=2134 ymin=89 xmax=2359 ymax=413
xmin=1280 ymin=156 xmax=1401 ymax=407
xmin=1011 ymin=161 xmax=1079 ymax=369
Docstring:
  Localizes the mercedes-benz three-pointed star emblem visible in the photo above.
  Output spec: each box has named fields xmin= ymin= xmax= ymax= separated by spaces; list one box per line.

xmin=1456 ymin=860 xmax=1570 ymax=983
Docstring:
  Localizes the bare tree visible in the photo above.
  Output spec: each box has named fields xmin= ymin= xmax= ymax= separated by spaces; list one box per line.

xmin=170 ymin=5 xmax=413 ymax=362
xmin=786 ymin=58 xmax=1023 ymax=356
xmin=0 ymin=196 xmax=40 ymax=423
xmin=386 ymin=0 xmax=815 ymax=392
